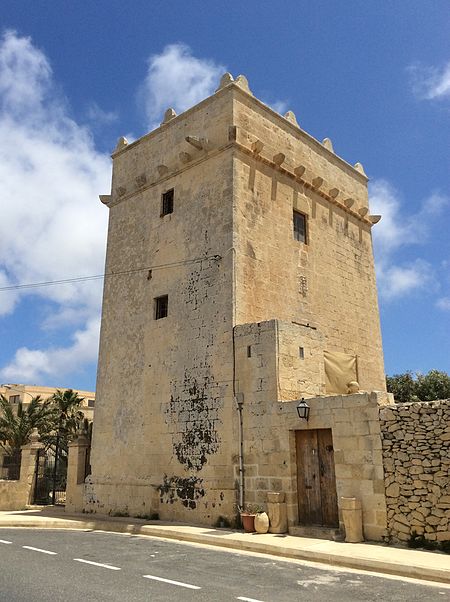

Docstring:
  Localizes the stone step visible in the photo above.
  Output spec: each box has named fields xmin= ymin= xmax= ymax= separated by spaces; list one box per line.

xmin=289 ymin=525 xmax=343 ymax=541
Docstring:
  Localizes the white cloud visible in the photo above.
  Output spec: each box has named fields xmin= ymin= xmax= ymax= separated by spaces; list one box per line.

xmin=0 ymin=30 xmax=110 ymax=383
xmin=369 ymin=179 xmax=447 ymax=300
xmin=0 ymin=318 xmax=100 ymax=385
xmin=266 ymin=99 xmax=289 ymax=115
xmin=436 ymin=297 xmax=450 ymax=311
xmin=85 ymin=101 xmax=118 ymax=126
xmin=140 ymin=43 xmax=225 ymax=129
xmin=408 ymin=60 xmax=450 ymax=100
xmin=376 ymin=260 xmax=434 ymax=301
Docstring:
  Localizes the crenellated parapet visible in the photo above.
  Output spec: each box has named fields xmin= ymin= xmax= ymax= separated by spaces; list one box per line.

xmin=100 ymin=72 xmax=381 ymax=227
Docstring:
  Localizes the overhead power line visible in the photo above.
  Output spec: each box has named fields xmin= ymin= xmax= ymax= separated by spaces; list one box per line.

xmin=0 ymin=254 xmax=222 ymax=292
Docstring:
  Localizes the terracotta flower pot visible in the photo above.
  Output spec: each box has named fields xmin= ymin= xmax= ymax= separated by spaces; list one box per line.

xmin=240 ymin=512 xmax=256 ymax=533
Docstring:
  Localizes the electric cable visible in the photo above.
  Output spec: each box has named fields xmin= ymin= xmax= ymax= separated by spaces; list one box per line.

xmin=0 ymin=254 xmax=222 ymax=292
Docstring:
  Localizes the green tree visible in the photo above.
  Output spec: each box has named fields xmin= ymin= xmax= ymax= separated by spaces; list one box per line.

xmin=416 ymin=370 xmax=450 ymax=401
xmin=386 ymin=369 xmax=450 ymax=403
xmin=0 ymin=394 xmax=53 ymax=456
xmin=42 ymin=389 xmax=85 ymax=455
xmin=386 ymin=372 xmax=418 ymax=403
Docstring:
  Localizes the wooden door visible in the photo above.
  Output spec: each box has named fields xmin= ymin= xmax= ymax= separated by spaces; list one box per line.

xmin=296 ymin=429 xmax=338 ymax=527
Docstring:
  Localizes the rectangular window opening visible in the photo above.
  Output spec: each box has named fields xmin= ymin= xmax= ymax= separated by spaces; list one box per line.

xmin=9 ymin=395 xmax=20 ymax=404
xmin=299 ymin=347 xmax=305 ymax=360
xmin=247 ymin=345 xmax=252 ymax=358
xmin=161 ymin=189 xmax=174 ymax=216
xmin=293 ymin=210 xmax=307 ymax=244
xmin=87 ymin=399 xmax=95 ymax=408
xmin=155 ymin=295 xmax=169 ymax=320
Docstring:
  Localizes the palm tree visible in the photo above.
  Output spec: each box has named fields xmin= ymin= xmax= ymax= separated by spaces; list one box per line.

xmin=0 ymin=394 xmax=53 ymax=478
xmin=46 ymin=389 xmax=85 ymax=451
xmin=0 ymin=394 xmax=53 ymax=454
xmin=44 ymin=389 xmax=85 ymax=502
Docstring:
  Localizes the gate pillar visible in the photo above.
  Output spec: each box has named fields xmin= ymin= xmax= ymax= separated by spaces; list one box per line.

xmin=20 ymin=429 xmax=45 ymax=506
xmin=66 ymin=434 xmax=89 ymax=513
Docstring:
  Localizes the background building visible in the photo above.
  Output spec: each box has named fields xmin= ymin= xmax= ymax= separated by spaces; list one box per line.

xmin=0 ymin=384 xmax=95 ymax=422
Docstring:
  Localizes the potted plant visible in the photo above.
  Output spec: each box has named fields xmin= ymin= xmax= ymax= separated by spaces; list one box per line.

xmin=238 ymin=504 xmax=265 ymax=533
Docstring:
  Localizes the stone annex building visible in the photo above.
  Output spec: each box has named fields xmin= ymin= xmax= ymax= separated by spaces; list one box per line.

xmin=81 ymin=74 xmax=450 ymax=543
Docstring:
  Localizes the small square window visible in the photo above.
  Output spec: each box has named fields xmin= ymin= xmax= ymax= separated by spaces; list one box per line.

xmin=161 ymin=189 xmax=174 ymax=216
xmin=9 ymin=394 xmax=20 ymax=404
xmin=293 ymin=210 xmax=307 ymax=244
xmin=87 ymin=399 xmax=95 ymax=408
xmin=155 ymin=295 xmax=168 ymax=320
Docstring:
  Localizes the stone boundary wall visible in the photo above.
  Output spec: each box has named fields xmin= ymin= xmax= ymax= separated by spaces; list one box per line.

xmin=380 ymin=399 xmax=450 ymax=543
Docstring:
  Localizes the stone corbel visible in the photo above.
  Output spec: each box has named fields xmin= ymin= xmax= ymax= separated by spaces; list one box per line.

xmin=273 ymin=152 xmax=286 ymax=166
xmin=358 ymin=206 xmax=369 ymax=217
xmin=116 ymin=186 xmax=126 ymax=197
xmin=369 ymin=215 xmax=382 ymax=224
xmin=329 ymin=188 xmax=339 ymax=199
xmin=157 ymin=164 xmax=169 ymax=177
xmin=185 ymin=136 xmax=210 ymax=151
xmin=312 ymin=176 xmax=324 ymax=189
xmin=294 ymin=165 xmax=306 ymax=178
xmin=251 ymin=140 xmax=264 ymax=154
xmin=135 ymin=174 xmax=147 ymax=187
xmin=99 ymin=194 xmax=112 ymax=205
xmin=344 ymin=198 xmax=355 ymax=208
xmin=179 ymin=152 xmax=192 ymax=164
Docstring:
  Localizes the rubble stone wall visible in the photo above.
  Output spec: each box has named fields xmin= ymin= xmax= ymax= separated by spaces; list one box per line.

xmin=380 ymin=400 xmax=450 ymax=543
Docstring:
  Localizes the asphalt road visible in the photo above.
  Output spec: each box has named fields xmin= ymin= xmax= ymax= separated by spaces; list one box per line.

xmin=0 ymin=529 xmax=448 ymax=602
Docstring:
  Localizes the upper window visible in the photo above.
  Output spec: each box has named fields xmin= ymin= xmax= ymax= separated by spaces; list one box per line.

xmin=161 ymin=189 xmax=174 ymax=216
xmin=8 ymin=395 xmax=20 ymax=404
xmin=87 ymin=399 xmax=95 ymax=408
xmin=293 ymin=210 xmax=307 ymax=244
xmin=155 ymin=295 xmax=169 ymax=320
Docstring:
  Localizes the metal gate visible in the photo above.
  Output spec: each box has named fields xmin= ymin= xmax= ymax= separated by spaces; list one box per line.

xmin=33 ymin=448 xmax=67 ymax=505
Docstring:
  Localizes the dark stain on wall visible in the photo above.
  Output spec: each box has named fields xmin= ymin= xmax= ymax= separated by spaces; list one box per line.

xmin=157 ymin=474 xmax=205 ymax=509
xmin=166 ymin=372 xmax=222 ymax=471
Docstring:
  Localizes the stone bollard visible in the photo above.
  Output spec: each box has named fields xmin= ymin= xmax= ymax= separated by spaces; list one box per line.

xmin=267 ymin=491 xmax=288 ymax=534
xmin=341 ymin=497 xmax=364 ymax=543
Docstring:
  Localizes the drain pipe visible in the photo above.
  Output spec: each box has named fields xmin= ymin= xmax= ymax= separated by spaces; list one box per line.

xmin=236 ymin=392 xmax=244 ymax=510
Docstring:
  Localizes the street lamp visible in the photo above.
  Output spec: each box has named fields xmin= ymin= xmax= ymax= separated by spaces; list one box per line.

xmin=296 ymin=398 xmax=310 ymax=421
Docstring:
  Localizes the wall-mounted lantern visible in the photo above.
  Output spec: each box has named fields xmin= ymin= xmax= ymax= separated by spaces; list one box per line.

xmin=296 ymin=398 xmax=310 ymax=421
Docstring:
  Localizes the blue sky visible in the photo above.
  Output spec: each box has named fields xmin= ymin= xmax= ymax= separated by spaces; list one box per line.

xmin=0 ymin=1 xmax=449 ymax=391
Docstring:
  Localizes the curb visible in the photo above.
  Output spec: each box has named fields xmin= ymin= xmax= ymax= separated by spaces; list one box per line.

xmin=1 ymin=518 xmax=449 ymax=585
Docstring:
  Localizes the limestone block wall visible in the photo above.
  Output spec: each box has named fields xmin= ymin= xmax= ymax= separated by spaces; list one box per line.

xmin=235 ymin=320 xmax=389 ymax=541
xmin=232 ymin=88 xmax=385 ymax=392
xmin=0 ymin=480 xmax=28 ymax=510
xmin=380 ymin=400 xmax=450 ymax=543
xmin=89 ymin=92 xmax=238 ymax=523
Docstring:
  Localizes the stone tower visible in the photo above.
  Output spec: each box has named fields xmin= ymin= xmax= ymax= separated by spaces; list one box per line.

xmin=87 ymin=73 xmax=386 ymax=529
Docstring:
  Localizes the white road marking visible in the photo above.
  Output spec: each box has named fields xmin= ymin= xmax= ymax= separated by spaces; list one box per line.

xmin=237 ymin=597 xmax=266 ymax=602
xmin=0 ymin=539 xmax=12 ymax=544
xmin=22 ymin=546 xmax=57 ymax=555
xmin=74 ymin=558 xmax=121 ymax=570
xmin=143 ymin=574 xmax=201 ymax=589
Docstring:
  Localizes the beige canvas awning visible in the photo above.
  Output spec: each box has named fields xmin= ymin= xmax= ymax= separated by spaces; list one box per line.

xmin=324 ymin=350 xmax=358 ymax=394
